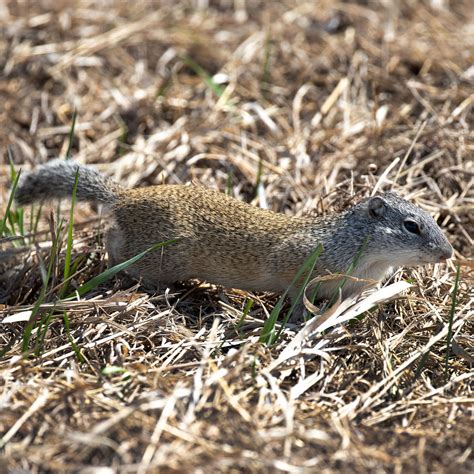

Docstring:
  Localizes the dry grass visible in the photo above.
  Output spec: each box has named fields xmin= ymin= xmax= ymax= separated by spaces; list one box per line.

xmin=1 ymin=0 xmax=473 ymax=472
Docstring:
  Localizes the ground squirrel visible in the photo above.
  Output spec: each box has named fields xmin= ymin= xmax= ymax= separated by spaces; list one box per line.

xmin=15 ymin=160 xmax=453 ymax=307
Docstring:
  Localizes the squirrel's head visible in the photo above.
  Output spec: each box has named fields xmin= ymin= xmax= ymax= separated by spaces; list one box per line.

xmin=351 ymin=192 xmax=453 ymax=267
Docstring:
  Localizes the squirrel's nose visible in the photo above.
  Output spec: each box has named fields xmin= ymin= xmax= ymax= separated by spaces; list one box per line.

xmin=438 ymin=246 xmax=453 ymax=261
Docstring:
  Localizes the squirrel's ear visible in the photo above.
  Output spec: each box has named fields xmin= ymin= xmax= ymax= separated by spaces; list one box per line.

xmin=367 ymin=196 xmax=387 ymax=218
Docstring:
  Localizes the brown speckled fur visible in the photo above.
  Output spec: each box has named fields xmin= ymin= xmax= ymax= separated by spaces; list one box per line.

xmin=16 ymin=160 xmax=453 ymax=305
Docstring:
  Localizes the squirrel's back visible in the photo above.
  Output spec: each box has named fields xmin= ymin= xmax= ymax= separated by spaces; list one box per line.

xmin=15 ymin=159 xmax=123 ymax=205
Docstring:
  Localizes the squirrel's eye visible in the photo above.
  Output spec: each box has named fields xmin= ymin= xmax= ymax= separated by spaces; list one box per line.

xmin=404 ymin=220 xmax=420 ymax=235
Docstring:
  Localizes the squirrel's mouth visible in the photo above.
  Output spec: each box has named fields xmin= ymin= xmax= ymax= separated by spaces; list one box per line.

xmin=419 ymin=256 xmax=450 ymax=265
xmin=402 ymin=256 xmax=443 ymax=266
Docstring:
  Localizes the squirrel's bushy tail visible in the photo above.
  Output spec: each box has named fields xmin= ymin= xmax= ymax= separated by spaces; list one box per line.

xmin=15 ymin=159 xmax=123 ymax=206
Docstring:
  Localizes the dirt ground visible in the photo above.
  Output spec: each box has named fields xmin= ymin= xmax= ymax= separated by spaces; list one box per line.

xmin=0 ymin=1 xmax=473 ymax=472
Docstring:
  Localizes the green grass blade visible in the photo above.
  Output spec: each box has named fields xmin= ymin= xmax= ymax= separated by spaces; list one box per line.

xmin=0 ymin=169 xmax=21 ymax=238
xmin=226 ymin=168 xmax=234 ymax=196
xmin=325 ymin=235 xmax=370 ymax=310
xmin=8 ymin=146 xmax=17 ymax=182
xmin=69 ymin=239 xmax=176 ymax=299
xmin=65 ymin=109 xmax=77 ymax=159
xmin=35 ymin=310 xmax=54 ymax=356
xmin=414 ymin=350 xmax=431 ymax=380
xmin=182 ymin=56 xmax=223 ymax=97
xmin=6 ymin=150 xmax=25 ymax=243
xmin=236 ymin=298 xmax=254 ymax=334
xmin=273 ymin=244 xmax=324 ymax=343
xmin=17 ymin=207 xmax=25 ymax=236
xmin=63 ymin=311 xmax=85 ymax=362
xmin=6 ymin=208 xmax=16 ymax=235
xmin=48 ymin=217 xmax=64 ymax=282
xmin=60 ymin=169 xmax=80 ymax=297
xmin=255 ymin=156 xmax=264 ymax=198
xmin=22 ymin=221 xmax=63 ymax=353
xmin=7 ymin=147 xmax=25 ymax=241
xmin=155 ymin=77 xmax=172 ymax=98
xmin=102 ymin=365 xmax=130 ymax=377
xmin=261 ymin=34 xmax=273 ymax=90
xmin=445 ymin=263 xmax=461 ymax=381
xmin=21 ymin=286 xmax=48 ymax=354
xmin=259 ymin=244 xmax=323 ymax=345
xmin=31 ymin=202 xmax=44 ymax=238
